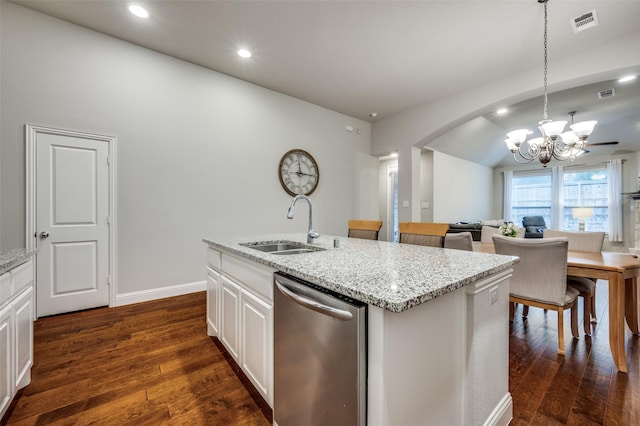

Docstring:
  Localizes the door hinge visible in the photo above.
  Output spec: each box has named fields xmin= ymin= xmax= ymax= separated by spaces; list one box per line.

xmin=106 ymin=155 xmax=110 ymax=165
xmin=107 ymin=276 xmax=112 ymax=286
xmin=106 ymin=216 xmax=111 ymax=224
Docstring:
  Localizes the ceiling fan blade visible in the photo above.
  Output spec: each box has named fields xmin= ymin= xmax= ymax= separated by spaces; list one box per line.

xmin=586 ymin=141 xmax=619 ymax=146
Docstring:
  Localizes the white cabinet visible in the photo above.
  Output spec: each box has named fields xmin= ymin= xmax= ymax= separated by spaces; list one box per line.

xmin=240 ymin=288 xmax=273 ymax=400
xmin=206 ymin=267 xmax=220 ymax=337
xmin=0 ymin=304 xmax=12 ymax=417
xmin=205 ymin=246 xmax=275 ymax=407
xmin=13 ymin=287 xmax=34 ymax=390
xmin=0 ymin=259 xmax=35 ymax=419
xmin=220 ymin=275 xmax=241 ymax=361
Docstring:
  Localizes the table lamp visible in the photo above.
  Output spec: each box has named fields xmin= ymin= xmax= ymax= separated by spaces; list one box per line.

xmin=572 ymin=208 xmax=593 ymax=232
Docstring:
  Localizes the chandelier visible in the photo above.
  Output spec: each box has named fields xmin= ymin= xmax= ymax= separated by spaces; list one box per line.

xmin=504 ymin=0 xmax=597 ymax=167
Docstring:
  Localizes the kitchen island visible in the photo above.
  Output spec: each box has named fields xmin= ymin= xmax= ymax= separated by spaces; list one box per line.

xmin=203 ymin=234 xmax=518 ymax=426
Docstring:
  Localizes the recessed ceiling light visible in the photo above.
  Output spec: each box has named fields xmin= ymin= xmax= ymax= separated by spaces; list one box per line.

xmin=237 ymin=49 xmax=252 ymax=58
xmin=129 ymin=5 xmax=149 ymax=18
xmin=618 ymin=75 xmax=637 ymax=83
xmin=496 ymin=108 xmax=508 ymax=115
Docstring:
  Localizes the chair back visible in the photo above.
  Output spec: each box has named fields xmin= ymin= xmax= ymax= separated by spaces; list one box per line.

xmin=480 ymin=225 xmax=500 ymax=243
xmin=348 ymin=219 xmax=383 ymax=240
xmin=543 ymin=229 xmax=604 ymax=253
xmin=399 ymin=222 xmax=449 ymax=248
xmin=444 ymin=232 xmax=473 ymax=251
xmin=493 ymin=235 xmax=569 ymax=306
xmin=522 ymin=216 xmax=547 ymax=238
xmin=522 ymin=216 xmax=546 ymax=227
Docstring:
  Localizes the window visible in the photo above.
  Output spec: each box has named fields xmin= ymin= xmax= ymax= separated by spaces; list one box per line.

xmin=510 ymin=171 xmax=552 ymax=226
xmin=562 ymin=167 xmax=608 ymax=232
xmin=508 ymin=166 xmax=609 ymax=232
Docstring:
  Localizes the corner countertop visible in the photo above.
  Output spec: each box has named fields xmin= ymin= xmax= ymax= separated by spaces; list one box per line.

xmin=0 ymin=248 xmax=37 ymax=275
xmin=203 ymin=233 xmax=518 ymax=313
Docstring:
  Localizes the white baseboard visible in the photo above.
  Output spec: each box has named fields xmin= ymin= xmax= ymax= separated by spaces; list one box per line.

xmin=115 ymin=280 xmax=206 ymax=307
xmin=484 ymin=393 xmax=513 ymax=426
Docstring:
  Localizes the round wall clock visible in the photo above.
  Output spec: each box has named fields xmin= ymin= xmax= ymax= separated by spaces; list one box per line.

xmin=278 ymin=149 xmax=320 ymax=196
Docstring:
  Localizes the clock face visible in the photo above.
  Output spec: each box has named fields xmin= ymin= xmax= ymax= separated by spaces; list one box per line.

xmin=278 ymin=149 xmax=319 ymax=196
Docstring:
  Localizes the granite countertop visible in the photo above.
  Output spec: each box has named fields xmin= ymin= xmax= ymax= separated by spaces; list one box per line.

xmin=203 ymin=233 xmax=518 ymax=312
xmin=0 ymin=248 xmax=38 ymax=275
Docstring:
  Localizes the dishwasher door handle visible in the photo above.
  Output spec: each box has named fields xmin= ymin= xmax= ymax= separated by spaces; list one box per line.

xmin=275 ymin=280 xmax=353 ymax=321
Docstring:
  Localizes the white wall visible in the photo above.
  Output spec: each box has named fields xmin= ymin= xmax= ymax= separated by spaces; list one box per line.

xmin=0 ymin=2 xmax=377 ymax=295
xmin=419 ymin=150 xmax=434 ymax=223
xmin=432 ymin=152 xmax=493 ymax=223
xmin=377 ymin=158 xmax=397 ymax=242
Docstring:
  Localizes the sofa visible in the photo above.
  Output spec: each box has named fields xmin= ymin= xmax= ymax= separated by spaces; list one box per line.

xmin=448 ymin=219 xmax=505 ymax=241
xmin=447 ymin=223 xmax=483 ymax=241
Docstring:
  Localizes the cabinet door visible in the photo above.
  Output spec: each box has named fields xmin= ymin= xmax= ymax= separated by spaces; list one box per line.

xmin=240 ymin=290 xmax=273 ymax=405
xmin=0 ymin=304 xmax=13 ymax=418
xmin=206 ymin=267 xmax=220 ymax=337
xmin=13 ymin=287 xmax=34 ymax=390
xmin=220 ymin=276 xmax=240 ymax=361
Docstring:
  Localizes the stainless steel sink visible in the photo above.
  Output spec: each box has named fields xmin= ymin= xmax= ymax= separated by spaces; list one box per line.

xmin=240 ymin=241 xmax=325 ymax=255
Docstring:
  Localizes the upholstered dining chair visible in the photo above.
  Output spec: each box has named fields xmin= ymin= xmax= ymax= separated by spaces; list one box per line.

xmin=444 ymin=232 xmax=473 ymax=251
xmin=492 ymin=235 xmax=579 ymax=355
xmin=480 ymin=225 xmax=501 ymax=243
xmin=399 ymin=222 xmax=449 ymax=248
xmin=347 ymin=219 xmax=383 ymax=240
xmin=543 ymin=229 xmax=605 ymax=335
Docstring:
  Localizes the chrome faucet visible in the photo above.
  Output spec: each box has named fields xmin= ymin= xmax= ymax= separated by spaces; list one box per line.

xmin=287 ymin=195 xmax=320 ymax=244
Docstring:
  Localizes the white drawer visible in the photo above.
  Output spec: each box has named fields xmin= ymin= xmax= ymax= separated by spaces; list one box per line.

xmin=222 ymin=253 xmax=274 ymax=303
xmin=0 ymin=272 xmax=10 ymax=306
xmin=207 ymin=247 xmax=222 ymax=270
xmin=11 ymin=260 xmax=34 ymax=295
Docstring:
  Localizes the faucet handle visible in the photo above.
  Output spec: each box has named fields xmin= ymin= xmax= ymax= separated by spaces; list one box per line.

xmin=308 ymin=230 xmax=320 ymax=243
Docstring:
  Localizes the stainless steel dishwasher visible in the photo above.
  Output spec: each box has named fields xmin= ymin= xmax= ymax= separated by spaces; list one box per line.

xmin=273 ymin=272 xmax=367 ymax=426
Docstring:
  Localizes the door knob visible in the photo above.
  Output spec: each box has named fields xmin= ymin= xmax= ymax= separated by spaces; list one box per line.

xmin=39 ymin=231 xmax=50 ymax=238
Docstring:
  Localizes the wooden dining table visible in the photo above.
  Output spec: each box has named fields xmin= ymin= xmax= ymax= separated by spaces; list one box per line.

xmin=480 ymin=242 xmax=640 ymax=373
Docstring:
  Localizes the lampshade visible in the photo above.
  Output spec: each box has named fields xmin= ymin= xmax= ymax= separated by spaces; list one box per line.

xmin=570 ymin=121 xmax=598 ymax=138
xmin=504 ymin=139 xmax=517 ymax=151
xmin=506 ymin=129 xmax=529 ymax=145
xmin=560 ymin=131 xmax=580 ymax=145
xmin=572 ymin=207 xmax=593 ymax=219
xmin=539 ymin=120 xmax=567 ymax=137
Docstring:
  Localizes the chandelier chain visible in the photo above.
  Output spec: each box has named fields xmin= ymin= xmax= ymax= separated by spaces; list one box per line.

xmin=542 ymin=0 xmax=548 ymax=121
xmin=504 ymin=0 xmax=597 ymax=167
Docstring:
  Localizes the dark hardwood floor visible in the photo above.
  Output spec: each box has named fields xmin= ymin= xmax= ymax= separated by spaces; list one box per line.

xmin=2 ymin=292 xmax=270 ymax=426
xmin=2 ymin=281 xmax=638 ymax=425
xmin=509 ymin=279 xmax=638 ymax=425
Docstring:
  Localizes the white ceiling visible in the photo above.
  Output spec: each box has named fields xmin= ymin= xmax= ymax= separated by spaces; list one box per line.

xmin=10 ymin=0 xmax=640 ymax=168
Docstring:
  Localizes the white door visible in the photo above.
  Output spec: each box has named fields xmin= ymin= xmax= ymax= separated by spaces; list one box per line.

xmin=35 ymin=131 xmax=110 ymax=317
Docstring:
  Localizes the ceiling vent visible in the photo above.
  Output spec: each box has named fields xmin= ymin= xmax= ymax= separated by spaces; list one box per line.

xmin=570 ymin=9 xmax=599 ymax=33
xmin=597 ymin=88 xmax=615 ymax=99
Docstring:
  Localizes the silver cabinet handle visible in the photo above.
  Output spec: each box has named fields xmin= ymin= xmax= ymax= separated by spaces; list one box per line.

xmin=275 ymin=280 xmax=353 ymax=321
xmin=39 ymin=232 xmax=50 ymax=238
